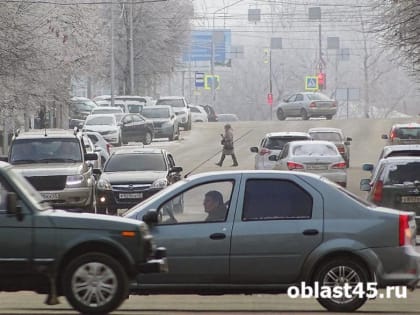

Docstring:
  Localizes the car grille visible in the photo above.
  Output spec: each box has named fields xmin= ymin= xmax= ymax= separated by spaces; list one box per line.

xmin=153 ymin=122 xmax=163 ymax=128
xmin=25 ymin=175 xmax=67 ymax=190
xmin=112 ymin=184 xmax=151 ymax=192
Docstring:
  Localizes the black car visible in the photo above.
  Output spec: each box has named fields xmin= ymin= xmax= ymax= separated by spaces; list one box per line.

xmin=201 ymin=104 xmax=217 ymax=122
xmin=96 ymin=148 xmax=183 ymax=215
xmin=118 ymin=113 xmax=155 ymax=145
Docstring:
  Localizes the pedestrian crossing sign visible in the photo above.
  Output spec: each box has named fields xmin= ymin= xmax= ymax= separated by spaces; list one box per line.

xmin=305 ymin=76 xmax=318 ymax=91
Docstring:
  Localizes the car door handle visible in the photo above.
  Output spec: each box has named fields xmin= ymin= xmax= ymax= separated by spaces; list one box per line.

xmin=209 ymin=233 xmax=226 ymax=240
xmin=302 ymin=229 xmax=319 ymax=236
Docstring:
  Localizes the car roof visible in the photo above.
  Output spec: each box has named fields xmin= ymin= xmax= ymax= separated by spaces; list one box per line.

xmin=288 ymin=140 xmax=336 ymax=146
xmin=158 ymin=96 xmax=184 ymax=100
xmin=378 ymin=156 xmax=420 ymax=164
xmin=111 ymin=148 xmax=167 ymax=155
xmin=308 ymin=127 xmax=343 ymax=134
xmin=265 ymin=131 xmax=311 ymax=138
xmin=144 ymin=105 xmax=172 ymax=110
xmin=391 ymin=122 xmax=420 ymax=128
xmin=382 ymin=144 xmax=420 ymax=152
xmin=13 ymin=128 xmax=78 ymax=140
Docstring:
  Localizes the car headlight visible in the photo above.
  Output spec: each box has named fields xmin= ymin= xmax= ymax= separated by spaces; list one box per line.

xmin=97 ymin=178 xmax=112 ymax=190
xmin=150 ymin=178 xmax=168 ymax=189
xmin=66 ymin=175 xmax=84 ymax=186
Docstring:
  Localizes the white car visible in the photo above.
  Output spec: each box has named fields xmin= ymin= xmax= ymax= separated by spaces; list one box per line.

xmin=250 ymin=132 xmax=312 ymax=170
xmin=271 ymin=140 xmax=347 ymax=187
xmin=155 ymin=96 xmax=192 ymax=130
xmin=189 ymin=105 xmax=208 ymax=122
xmin=82 ymin=114 xmax=122 ymax=146
xmin=91 ymin=106 xmax=124 ymax=115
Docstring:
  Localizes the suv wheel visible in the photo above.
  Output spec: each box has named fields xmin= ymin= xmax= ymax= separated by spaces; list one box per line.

xmin=326 ymin=115 xmax=333 ymax=120
xmin=62 ymin=252 xmax=128 ymax=315
xmin=169 ymin=128 xmax=176 ymax=141
xmin=314 ymin=257 xmax=368 ymax=312
xmin=142 ymin=131 xmax=153 ymax=145
xmin=301 ymin=109 xmax=309 ymax=120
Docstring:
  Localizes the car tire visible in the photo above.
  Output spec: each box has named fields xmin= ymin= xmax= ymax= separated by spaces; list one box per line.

xmin=276 ymin=109 xmax=286 ymax=120
xmin=185 ymin=117 xmax=192 ymax=130
xmin=169 ymin=128 xmax=175 ymax=141
xmin=326 ymin=115 xmax=333 ymax=120
xmin=62 ymin=252 xmax=128 ymax=315
xmin=122 ymin=137 xmax=128 ymax=145
xmin=116 ymin=135 xmax=122 ymax=147
xmin=301 ymin=109 xmax=309 ymax=120
xmin=142 ymin=131 xmax=153 ymax=145
xmin=314 ymin=257 xmax=369 ymax=312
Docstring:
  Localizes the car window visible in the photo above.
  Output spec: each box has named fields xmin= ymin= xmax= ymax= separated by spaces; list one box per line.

xmin=295 ymin=94 xmax=304 ymax=101
xmin=279 ymin=144 xmax=289 ymax=159
xmin=292 ymin=143 xmax=338 ymax=156
xmin=85 ymin=116 xmax=116 ymax=125
xmin=264 ymin=136 xmax=310 ymax=150
xmin=395 ymin=127 xmax=420 ymax=139
xmin=123 ymin=115 xmax=133 ymax=124
xmin=242 ymin=179 xmax=312 ymax=220
xmin=287 ymin=95 xmax=296 ymax=102
xmin=307 ymin=93 xmax=331 ymax=101
xmin=190 ymin=107 xmax=200 ymax=113
xmin=167 ymin=154 xmax=175 ymax=168
xmin=127 ymin=104 xmax=143 ymax=113
xmin=142 ymin=107 xmax=170 ymax=118
xmin=158 ymin=181 xmax=234 ymax=225
xmin=310 ymin=132 xmax=342 ymax=142
xmin=156 ymin=99 xmax=185 ymax=107
xmin=383 ymin=162 xmax=420 ymax=185
xmin=104 ymin=153 xmax=167 ymax=172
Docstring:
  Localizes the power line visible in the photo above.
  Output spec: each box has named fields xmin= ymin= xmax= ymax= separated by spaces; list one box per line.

xmin=0 ymin=0 xmax=167 ymax=4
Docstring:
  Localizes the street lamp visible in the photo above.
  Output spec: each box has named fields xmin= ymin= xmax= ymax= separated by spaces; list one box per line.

xmin=210 ymin=0 xmax=245 ymax=111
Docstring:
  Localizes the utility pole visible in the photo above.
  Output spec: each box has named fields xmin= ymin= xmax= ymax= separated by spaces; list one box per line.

xmin=110 ymin=1 xmax=115 ymax=106
xmin=129 ymin=0 xmax=134 ymax=95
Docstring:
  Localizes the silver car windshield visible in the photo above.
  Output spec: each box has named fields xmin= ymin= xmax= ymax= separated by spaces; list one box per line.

xmin=142 ymin=108 xmax=170 ymax=118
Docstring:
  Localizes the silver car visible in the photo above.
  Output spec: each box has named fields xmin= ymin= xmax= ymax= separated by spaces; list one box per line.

xmin=141 ymin=105 xmax=180 ymax=141
xmin=274 ymin=92 xmax=337 ymax=120
xmin=250 ymin=131 xmax=312 ymax=170
xmin=125 ymin=170 xmax=419 ymax=312
xmin=272 ymin=140 xmax=347 ymax=187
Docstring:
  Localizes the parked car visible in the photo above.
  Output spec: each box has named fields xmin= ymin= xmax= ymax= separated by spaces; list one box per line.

xmin=91 ymin=106 xmax=124 ymax=115
xmin=250 ymin=131 xmax=312 ymax=170
xmin=155 ymin=96 xmax=192 ymax=130
xmin=124 ymin=170 xmax=419 ymax=312
xmin=381 ymin=122 xmax=420 ymax=145
xmin=0 ymin=160 xmax=166 ymax=315
xmin=94 ymin=99 xmax=145 ymax=114
xmin=308 ymin=127 xmax=352 ymax=168
xmin=274 ymin=92 xmax=337 ymax=120
xmin=360 ymin=156 xmax=420 ymax=233
xmin=93 ymin=95 xmax=155 ymax=107
xmin=6 ymin=128 xmax=99 ymax=212
xmin=141 ymin=105 xmax=180 ymax=141
xmin=96 ymin=148 xmax=183 ymax=215
xmin=118 ymin=113 xmax=154 ymax=145
xmin=70 ymin=97 xmax=97 ymax=120
xmin=189 ymin=105 xmax=208 ymax=122
xmin=83 ymin=131 xmax=111 ymax=167
xmin=82 ymin=114 xmax=122 ymax=146
xmin=271 ymin=140 xmax=347 ymax=187
xmin=217 ymin=113 xmax=239 ymax=122
xmin=81 ymin=133 xmax=101 ymax=170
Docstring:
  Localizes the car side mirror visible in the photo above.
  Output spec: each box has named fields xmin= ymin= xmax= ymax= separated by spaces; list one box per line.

xmin=6 ymin=192 xmax=23 ymax=221
xmin=344 ymin=141 xmax=351 ymax=146
xmin=170 ymin=166 xmax=183 ymax=173
xmin=360 ymin=179 xmax=371 ymax=191
xmin=250 ymin=147 xmax=258 ymax=153
xmin=268 ymin=155 xmax=278 ymax=161
xmin=346 ymin=137 xmax=352 ymax=141
xmin=142 ymin=209 xmax=159 ymax=225
xmin=85 ymin=153 xmax=99 ymax=161
xmin=362 ymin=164 xmax=374 ymax=172
xmin=381 ymin=134 xmax=388 ymax=139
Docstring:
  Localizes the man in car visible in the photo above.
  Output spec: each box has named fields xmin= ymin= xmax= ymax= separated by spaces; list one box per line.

xmin=204 ymin=190 xmax=227 ymax=222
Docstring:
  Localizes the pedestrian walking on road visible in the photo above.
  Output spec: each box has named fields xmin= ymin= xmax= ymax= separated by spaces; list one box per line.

xmin=216 ymin=124 xmax=238 ymax=167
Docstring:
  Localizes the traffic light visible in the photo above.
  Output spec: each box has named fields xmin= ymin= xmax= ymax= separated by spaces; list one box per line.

xmin=263 ymin=48 xmax=270 ymax=64
xmin=318 ymin=72 xmax=326 ymax=90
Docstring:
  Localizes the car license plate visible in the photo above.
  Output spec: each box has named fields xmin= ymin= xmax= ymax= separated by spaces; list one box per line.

xmin=401 ymin=196 xmax=420 ymax=203
xmin=307 ymin=165 xmax=328 ymax=170
xmin=41 ymin=193 xmax=59 ymax=200
xmin=119 ymin=193 xmax=143 ymax=199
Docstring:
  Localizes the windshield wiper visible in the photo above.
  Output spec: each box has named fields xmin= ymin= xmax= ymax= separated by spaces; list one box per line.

xmin=38 ymin=158 xmax=79 ymax=163
xmin=12 ymin=159 xmax=38 ymax=164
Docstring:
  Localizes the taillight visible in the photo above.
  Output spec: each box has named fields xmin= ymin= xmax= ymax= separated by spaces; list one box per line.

xmin=332 ymin=101 xmax=337 ymax=107
xmin=399 ymin=214 xmax=412 ymax=246
xmin=372 ymin=180 xmax=383 ymax=202
xmin=259 ymin=148 xmax=271 ymax=156
xmin=287 ymin=161 xmax=304 ymax=170
xmin=332 ymin=162 xmax=346 ymax=169
xmin=106 ymin=143 xmax=112 ymax=154
xmin=390 ymin=129 xmax=396 ymax=140
xmin=309 ymin=102 xmax=316 ymax=108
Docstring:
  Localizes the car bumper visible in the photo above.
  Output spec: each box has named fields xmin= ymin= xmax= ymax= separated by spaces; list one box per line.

xmin=40 ymin=187 xmax=93 ymax=209
xmin=97 ymin=187 xmax=163 ymax=210
xmin=307 ymin=108 xmax=337 ymax=116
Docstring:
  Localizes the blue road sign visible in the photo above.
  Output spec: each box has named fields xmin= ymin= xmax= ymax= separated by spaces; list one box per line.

xmin=195 ymin=72 xmax=205 ymax=88
xmin=305 ymin=76 xmax=318 ymax=91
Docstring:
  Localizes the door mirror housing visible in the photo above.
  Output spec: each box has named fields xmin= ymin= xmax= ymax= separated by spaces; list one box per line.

xmin=250 ymin=147 xmax=258 ymax=153
xmin=6 ymin=192 xmax=23 ymax=221
xmin=142 ymin=210 xmax=159 ymax=225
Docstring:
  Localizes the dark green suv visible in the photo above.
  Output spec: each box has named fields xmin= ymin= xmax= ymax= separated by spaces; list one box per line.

xmin=0 ymin=160 xmax=166 ymax=314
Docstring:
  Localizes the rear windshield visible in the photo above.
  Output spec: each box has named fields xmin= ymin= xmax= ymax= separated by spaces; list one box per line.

xmin=142 ymin=108 xmax=170 ymax=118
xmin=395 ymin=127 xmax=420 ymax=140
xmin=292 ymin=143 xmax=338 ymax=156
xmin=156 ymin=99 xmax=185 ymax=108
xmin=384 ymin=162 xmax=420 ymax=185
xmin=105 ymin=153 xmax=167 ymax=172
xmin=264 ymin=136 xmax=310 ymax=150
xmin=307 ymin=93 xmax=331 ymax=101
xmin=310 ymin=132 xmax=342 ymax=142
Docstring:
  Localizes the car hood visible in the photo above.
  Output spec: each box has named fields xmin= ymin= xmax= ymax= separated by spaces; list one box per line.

xmin=102 ymin=171 xmax=167 ymax=184
xmin=12 ymin=163 xmax=84 ymax=176
xmin=148 ymin=118 xmax=171 ymax=123
xmin=84 ymin=125 xmax=118 ymax=132
xmin=41 ymin=209 xmax=144 ymax=230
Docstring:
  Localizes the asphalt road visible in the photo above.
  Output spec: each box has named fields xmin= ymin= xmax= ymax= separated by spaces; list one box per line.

xmin=3 ymin=117 xmax=420 ymax=314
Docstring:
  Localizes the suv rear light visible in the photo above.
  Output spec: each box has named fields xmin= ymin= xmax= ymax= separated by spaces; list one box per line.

xmin=390 ymin=129 xmax=397 ymax=140
xmin=287 ymin=161 xmax=304 ymax=170
xmin=399 ymin=214 xmax=412 ymax=246
xmin=372 ymin=180 xmax=383 ymax=202
xmin=309 ymin=102 xmax=316 ymax=108
xmin=332 ymin=162 xmax=346 ymax=169
xmin=259 ymin=148 xmax=271 ymax=156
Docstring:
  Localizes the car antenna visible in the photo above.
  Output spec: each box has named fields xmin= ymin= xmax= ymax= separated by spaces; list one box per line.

xmin=183 ymin=129 xmax=253 ymax=178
